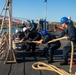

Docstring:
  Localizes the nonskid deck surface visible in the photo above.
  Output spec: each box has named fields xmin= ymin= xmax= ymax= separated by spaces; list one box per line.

xmin=0 ymin=40 xmax=76 ymax=75
xmin=0 ymin=51 xmax=76 ymax=75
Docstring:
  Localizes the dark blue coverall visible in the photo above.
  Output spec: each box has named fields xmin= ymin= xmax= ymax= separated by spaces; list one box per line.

xmin=26 ymin=30 xmax=42 ymax=55
xmin=58 ymin=24 xmax=76 ymax=62
xmin=42 ymin=32 xmax=61 ymax=62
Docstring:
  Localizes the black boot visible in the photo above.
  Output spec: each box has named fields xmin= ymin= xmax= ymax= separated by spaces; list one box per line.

xmin=60 ymin=61 xmax=68 ymax=65
xmin=48 ymin=52 xmax=54 ymax=63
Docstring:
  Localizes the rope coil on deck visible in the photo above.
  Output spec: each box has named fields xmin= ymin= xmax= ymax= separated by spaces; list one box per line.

xmin=32 ymin=62 xmax=75 ymax=75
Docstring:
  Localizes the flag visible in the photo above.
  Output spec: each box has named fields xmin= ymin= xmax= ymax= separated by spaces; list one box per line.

xmin=44 ymin=0 xmax=47 ymax=2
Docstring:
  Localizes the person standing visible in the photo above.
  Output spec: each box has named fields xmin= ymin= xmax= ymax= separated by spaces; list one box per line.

xmin=30 ymin=20 xmax=37 ymax=31
xmin=39 ymin=18 xmax=44 ymax=30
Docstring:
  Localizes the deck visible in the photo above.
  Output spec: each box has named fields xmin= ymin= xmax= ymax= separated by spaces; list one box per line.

xmin=0 ymin=39 xmax=76 ymax=75
xmin=0 ymin=30 xmax=76 ymax=75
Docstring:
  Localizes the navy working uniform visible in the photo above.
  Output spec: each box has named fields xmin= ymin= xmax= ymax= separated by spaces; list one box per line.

xmin=26 ymin=30 xmax=42 ymax=56
xmin=30 ymin=20 xmax=37 ymax=31
xmin=59 ymin=17 xmax=76 ymax=65
xmin=41 ymin=30 xmax=61 ymax=63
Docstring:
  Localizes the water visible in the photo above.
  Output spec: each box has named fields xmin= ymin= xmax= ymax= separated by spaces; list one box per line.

xmin=1 ymin=26 xmax=23 ymax=36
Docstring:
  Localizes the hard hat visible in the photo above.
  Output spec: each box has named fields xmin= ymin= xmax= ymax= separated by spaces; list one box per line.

xmin=15 ymin=29 xmax=19 ymax=33
xmin=41 ymin=30 xmax=47 ymax=35
xmin=23 ymin=27 xmax=27 ymax=32
xmin=68 ymin=16 xmax=71 ymax=19
xmin=60 ymin=17 xmax=68 ymax=24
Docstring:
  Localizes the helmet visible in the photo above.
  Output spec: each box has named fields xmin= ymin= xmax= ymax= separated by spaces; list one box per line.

xmin=68 ymin=16 xmax=71 ymax=19
xmin=23 ymin=27 xmax=27 ymax=32
xmin=41 ymin=30 xmax=47 ymax=35
xmin=15 ymin=29 xmax=19 ymax=33
xmin=60 ymin=17 xmax=68 ymax=24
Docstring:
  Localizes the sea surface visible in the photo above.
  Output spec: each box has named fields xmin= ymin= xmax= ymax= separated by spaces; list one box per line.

xmin=1 ymin=26 xmax=23 ymax=36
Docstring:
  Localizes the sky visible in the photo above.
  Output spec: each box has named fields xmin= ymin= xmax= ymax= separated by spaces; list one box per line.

xmin=0 ymin=0 xmax=76 ymax=22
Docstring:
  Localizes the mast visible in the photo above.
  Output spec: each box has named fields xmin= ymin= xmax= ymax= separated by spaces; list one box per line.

xmin=45 ymin=0 xmax=47 ymax=21
xmin=44 ymin=0 xmax=47 ymax=30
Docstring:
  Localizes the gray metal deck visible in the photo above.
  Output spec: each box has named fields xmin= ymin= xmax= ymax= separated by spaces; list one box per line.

xmin=0 ymin=40 xmax=76 ymax=75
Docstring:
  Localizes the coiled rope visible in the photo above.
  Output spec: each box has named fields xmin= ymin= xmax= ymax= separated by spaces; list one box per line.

xmin=32 ymin=62 xmax=75 ymax=75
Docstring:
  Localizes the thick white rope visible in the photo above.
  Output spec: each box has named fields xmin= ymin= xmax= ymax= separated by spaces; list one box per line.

xmin=69 ymin=41 xmax=74 ymax=74
xmin=32 ymin=62 xmax=75 ymax=75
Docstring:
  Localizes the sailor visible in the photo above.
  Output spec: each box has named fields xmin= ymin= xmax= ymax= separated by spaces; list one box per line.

xmin=22 ymin=21 xmax=26 ymax=27
xmin=39 ymin=30 xmax=61 ymax=63
xmin=39 ymin=18 xmax=44 ymax=30
xmin=19 ymin=28 xmax=41 ymax=56
xmin=18 ymin=27 xmax=26 ymax=40
xmin=30 ymin=20 xmax=37 ymax=31
xmin=59 ymin=17 xmax=76 ymax=65
xmin=26 ymin=29 xmax=41 ymax=56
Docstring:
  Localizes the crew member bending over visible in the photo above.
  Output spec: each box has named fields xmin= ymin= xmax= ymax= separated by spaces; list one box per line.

xmin=19 ymin=29 xmax=42 ymax=56
xmin=39 ymin=30 xmax=61 ymax=63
